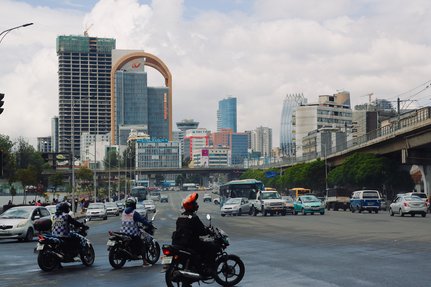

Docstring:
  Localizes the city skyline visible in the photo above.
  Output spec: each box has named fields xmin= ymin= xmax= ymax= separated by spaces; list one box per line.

xmin=1 ymin=0 xmax=431 ymax=147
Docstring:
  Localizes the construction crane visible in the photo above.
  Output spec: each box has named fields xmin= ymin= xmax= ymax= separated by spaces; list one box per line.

xmin=84 ymin=23 xmax=93 ymax=37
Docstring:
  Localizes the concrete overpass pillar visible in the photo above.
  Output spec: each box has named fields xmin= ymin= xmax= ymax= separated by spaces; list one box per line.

xmin=418 ymin=165 xmax=431 ymax=197
xmin=201 ymin=175 xmax=209 ymax=187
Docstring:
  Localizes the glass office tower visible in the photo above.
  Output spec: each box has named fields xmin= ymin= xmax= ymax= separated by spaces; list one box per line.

xmin=114 ymin=69 xmax=169 ymax=144
xmin=217 ymin=97 xmax=237 ymax=132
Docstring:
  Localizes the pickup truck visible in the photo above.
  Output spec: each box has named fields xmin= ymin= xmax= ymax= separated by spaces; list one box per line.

xmin=250 ymin=190 xmax=287 ymax=216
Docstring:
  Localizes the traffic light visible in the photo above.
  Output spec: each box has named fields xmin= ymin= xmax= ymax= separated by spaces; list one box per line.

xmin=0 ymin=93 xmax=4 ymax=115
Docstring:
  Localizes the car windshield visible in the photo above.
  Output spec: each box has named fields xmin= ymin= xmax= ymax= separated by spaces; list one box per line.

xmin=261 ymin=192 xmax=280 ymax=199
xmin=301 ymin=196 xmax=319 ymax=203
xmin=0 ymin=208 xmax=30 ymax=219
xmin=143 ymin=200 xmax=154 ymax=205
xmin=405 ymin=196 xmax=422 ymax=201
xmin=88 ymin=204 xmax=104 ymax=209
xmin=46 ymin=206 xmax=56 ymax=213
xmin=409 ymin=193 xmax=427 ymax=199
xmin=105 ymin=203 xmax=116 ymax=207
xmin=226 ymin=198 xmax=242 ymax=205
xmin=363 ymin=191 xmax=379 ymax=198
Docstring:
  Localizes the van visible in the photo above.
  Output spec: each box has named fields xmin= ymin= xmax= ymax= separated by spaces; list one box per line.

xmin=350 ymin=190 xmax=381 ymax=213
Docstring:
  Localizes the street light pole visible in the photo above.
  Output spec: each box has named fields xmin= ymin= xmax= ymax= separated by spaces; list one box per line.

xmin=93 ymin=135 xmax=97 ymax=202
xmin=0 ymin=23 xmax=33 ymax=45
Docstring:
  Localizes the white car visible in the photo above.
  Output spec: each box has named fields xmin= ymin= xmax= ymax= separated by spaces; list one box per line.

xmin=221 ymin=198 xmax=250 ymax=216
xmin=203 ymin=193 xmax=212 ymax=203
xmin=105 ymin=202 xmax=120 ymax=216
xmin=86 ymin=203 xmax=108 ymax=220
xmin=389 ymin=195 xmax=427 ymax=217
xmin=142 ymin=200 xmax=156 ymax=213
xmin=0 ymin=206 xmax=51 ymax=242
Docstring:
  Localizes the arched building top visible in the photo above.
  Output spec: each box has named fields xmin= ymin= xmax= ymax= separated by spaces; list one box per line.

xmin=110 ymin=51 xmax=172 ymax=143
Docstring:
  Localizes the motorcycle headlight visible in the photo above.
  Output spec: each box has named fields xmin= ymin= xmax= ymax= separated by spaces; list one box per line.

xmin=17 ymin=220 xmax=28 ymax=228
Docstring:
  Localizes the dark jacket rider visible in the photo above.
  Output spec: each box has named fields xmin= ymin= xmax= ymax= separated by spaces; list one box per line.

xmin=173 ymin=192 xmax=217 ymax=266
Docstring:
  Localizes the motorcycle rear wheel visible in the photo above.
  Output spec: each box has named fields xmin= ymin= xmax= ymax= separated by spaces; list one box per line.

xmin=165 ymin=263 xmax=194 ymax=287
xmin=80 ymin=245 xmax=95 ymax=266
xmin=37 ymin=251 xmax=59 ymax=272
xmin=145 ymin=240 xmax=161 ymax=264
xmin=213 ymin=254 xmax=245 ymax=287
xmin=108 ymin=247 xmax=127 ymax=269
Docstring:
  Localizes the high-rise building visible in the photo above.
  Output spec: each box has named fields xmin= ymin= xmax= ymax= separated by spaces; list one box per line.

xmin=57 ymin=35 xmax=116 ymax=158
xmin=217 ymin=97 xmax=237 ymax=132
xmin=231 ymin=133 xmax=249 ymax=165
xmin=111 ymin=50 xmax=172 ymax=145
xmin=280 ymin=93 xmax=307 ymax=157
xmin=251 ymin=126 xmax=272 ymax=157
xmin=295 ymin=91 xmax=352 ymax=158
xmin=175 ymin=119 xmax=199 ymax=159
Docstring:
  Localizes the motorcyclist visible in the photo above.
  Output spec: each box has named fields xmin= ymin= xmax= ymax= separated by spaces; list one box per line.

xmin=172 ymin=192 xmax=218 ymax=272
xmin=51 ymin=202 xmax=88 ymax=256
xmin=121 ymin=197 xmax=153 ymax=264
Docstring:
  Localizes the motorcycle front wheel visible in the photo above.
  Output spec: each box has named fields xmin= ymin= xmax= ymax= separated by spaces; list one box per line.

xmin=108 ymin=247 xmax=127 ymax=269
xmin=37 ymin=251 xmax=59 ymax=272
xmin=213 ymin=254 xmax=245 ymax=287
xmin=80 ymin=244 xmax=95 ymax=266
xmin=145 ymin=240 xmax=161 ymax=264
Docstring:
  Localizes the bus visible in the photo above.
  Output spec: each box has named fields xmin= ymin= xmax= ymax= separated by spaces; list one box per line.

xmin=130 ymin=186 xmax=148 ymax=202
xmin=219 ymin=179 xmax=264 ymax=206
xmin=182 ymin=183 xmax=198 ymax=191
xmin=288 ymin=187 xmax=312 ymax=199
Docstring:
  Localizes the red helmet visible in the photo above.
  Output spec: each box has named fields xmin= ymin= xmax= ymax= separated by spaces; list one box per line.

xmin=183 ymin=192 xmax=199 ymax=212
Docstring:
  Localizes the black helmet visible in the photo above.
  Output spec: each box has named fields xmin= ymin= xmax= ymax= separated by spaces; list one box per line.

xmin=56 ymin=202 xmax=70 ymax=214
xmin=125 ymin=197 xmax=136 ymax=209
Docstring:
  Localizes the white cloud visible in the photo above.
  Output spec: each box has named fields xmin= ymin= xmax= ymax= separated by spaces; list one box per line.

xmin=1 ymin=0 xmax=431 ymax=148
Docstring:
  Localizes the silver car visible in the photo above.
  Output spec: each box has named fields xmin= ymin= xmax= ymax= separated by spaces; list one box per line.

xmin=221 ymin=198 xmax=250 ymax=216
xmin=389 ymin=195 xmax=427 ymax=217
xmin=105 ymin=202 xmax=120 ymax=216
xmin=0 ymin=206 xmax=50 ymax=242
xmin=86 ymin=203 xmax=108 ymax=220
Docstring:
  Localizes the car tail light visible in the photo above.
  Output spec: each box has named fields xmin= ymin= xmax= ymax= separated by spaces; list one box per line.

xmin=403 ymin=202 xmax=409 ymax=207
xmin=38 ymin=234 xmax=44 ymax=241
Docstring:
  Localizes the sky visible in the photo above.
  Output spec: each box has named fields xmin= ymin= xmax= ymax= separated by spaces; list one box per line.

xmin=1 ymin=0 xmax=431 ymax=148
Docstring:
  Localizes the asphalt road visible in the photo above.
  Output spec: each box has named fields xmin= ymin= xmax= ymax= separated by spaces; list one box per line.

xmin=1 ymin=191 xmax=430 ymax=287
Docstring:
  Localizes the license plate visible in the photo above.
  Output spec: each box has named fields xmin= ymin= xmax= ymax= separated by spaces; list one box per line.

xmin=36 ymin=243 xmax=44 ymax=251
xmin=162 ymin=256 xmax=172 ymax=264
xmin=106 ymin=240 xmax=116 ymax=246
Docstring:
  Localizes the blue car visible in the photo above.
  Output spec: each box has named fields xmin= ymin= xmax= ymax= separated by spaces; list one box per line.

xmin=293 ymin=195 xmax=325 ymax=215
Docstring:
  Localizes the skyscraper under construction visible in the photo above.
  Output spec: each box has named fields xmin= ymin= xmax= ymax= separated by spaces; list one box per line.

xmin=57 ymin=35 xmax=116 ymax=157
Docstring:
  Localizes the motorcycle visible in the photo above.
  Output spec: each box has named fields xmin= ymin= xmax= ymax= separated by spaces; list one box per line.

xmin=34 ymin=219 xmax=95 ymax=272
xmin=107 ymin=212 xmax=161 ymax=269
xmin=162 ymin=214 xmax=245 ymax=287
